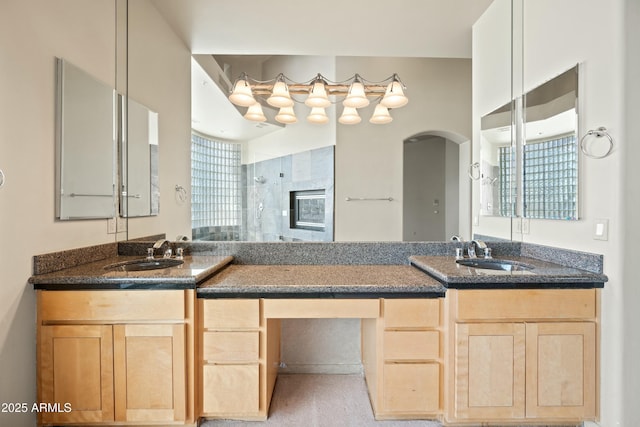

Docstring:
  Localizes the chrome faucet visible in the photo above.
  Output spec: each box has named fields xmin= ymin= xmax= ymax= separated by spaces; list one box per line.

xmin=153 ymin=239 xmax=170 ymax=249
xmin=151 ymin=239 xmax=172 ymax=258
xmin=450 ymin=235 xmax=463 ymax=242
xmin=467 ymin=239 xmax=488 ymax=259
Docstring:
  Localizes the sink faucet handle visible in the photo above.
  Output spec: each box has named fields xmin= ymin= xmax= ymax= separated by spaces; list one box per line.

xmin=483 ymin=247 xmax=493 ymax=259
xmin=467 ymin=243 xmax=477 ymax=258
xmin=146 ymin=248 xmax=155 ymax=260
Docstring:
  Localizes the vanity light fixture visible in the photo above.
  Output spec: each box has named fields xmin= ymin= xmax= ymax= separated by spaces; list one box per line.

xmin=339 ymin=106 xmax=362 ymax=125
xmin=307 ymin=107 xmax=329 ymax=124
xmin=228 ymin=72 xmax=408 ymax=125
xmin=275 ymin=106 xmax=298 ymax=124
xmin=243 ymin=102 xmax=266 ymax=122
xmin=369 ymin=103 xmax=393 ymax=124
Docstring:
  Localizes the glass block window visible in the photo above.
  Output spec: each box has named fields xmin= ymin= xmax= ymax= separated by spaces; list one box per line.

xmin=191 ymin=134 xmax=242 ymax=230
xmin=523 ymin=134 xmax=577 ymax=220
xmin=498 ymin=146 xmax=516 ymax=217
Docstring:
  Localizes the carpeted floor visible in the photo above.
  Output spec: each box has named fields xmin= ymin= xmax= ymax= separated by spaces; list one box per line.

xmin=199 ymin=374 xmax=442 ymax=427
xmin=199 ymin=374 xmax=582 ymax=427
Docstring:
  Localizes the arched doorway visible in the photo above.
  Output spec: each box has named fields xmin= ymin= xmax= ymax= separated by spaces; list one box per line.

xmin=403 ymin=130 xmax=471 ymax=241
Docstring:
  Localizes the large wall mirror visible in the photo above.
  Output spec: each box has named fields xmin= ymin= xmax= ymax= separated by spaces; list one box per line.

xmin=120 ymin=96 xmax=160 ymax=218
xmin=480 ymin=64 xmax=579 ymax=222
xmin=522 ymin=65 xmax=579 ymax=220
xmin=55 ymin=58 xmax=116 ymax=220
xmin=122 ymin=0 xmax=511 ymax=243
xmin=54 ymin=58 xmax=160 ymax=221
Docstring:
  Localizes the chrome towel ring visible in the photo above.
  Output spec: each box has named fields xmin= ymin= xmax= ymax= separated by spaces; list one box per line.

xmin=175 ymin=185 xmax=188 ymax=203
xmin=580 ymin=127 xmax=614 ymax=159
xmin=468 ymin=162 xmax=481 ymax=180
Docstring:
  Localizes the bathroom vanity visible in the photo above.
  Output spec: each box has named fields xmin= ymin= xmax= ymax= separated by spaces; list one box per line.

xmin=30 ymin=242 xmax=606 ymax=427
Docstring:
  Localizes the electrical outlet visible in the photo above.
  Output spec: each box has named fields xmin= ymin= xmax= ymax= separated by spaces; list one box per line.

xmin=107 ymin=218 xmax=116 ymax=234
xmin=473 ymin=216 xmax=479 ymax=226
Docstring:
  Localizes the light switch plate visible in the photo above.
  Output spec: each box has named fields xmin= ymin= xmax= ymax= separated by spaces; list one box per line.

xmin=593 ymin=218 xmax=609 ymax=241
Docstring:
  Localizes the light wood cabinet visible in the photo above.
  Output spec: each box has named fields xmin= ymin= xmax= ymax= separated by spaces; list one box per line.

xmin=37 ymin=290 xmax=193 ymax=426
xmin=39 ymin=325 xmax=114 ymax=425
xmin=198 ymin=299 xmax=279 ymax=421
xmin=525 ymin=322 xmax=596 ymax=419
xmin=454 ymin=322 xmax=526 ymax=420
xmin=447 ymin=289 xmax=598 ymax=425
xmin=113 ymin=324 xmax=186 ymax=422
xmin=363 ymin=298 xmax=443 ymax=420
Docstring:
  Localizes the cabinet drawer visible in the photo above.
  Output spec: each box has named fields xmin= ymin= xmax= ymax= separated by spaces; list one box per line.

xmin=202 ymin=299 xmax=260 ymax=329
xmin=202 ymin=364 xmax=259 ymax=415
xmin=456 ymin=289 xmax=596 ymax=320
xmin=383 ymin=362 xmax=440 ymax=413
xmin=384 ymin=299 xmax=440 ymax=328
xmin=202 ymin=331 xmax=259 ymax=362
xmin=39 ymin=290 xmax=185 ymax=322
xmin=384 ymin=331 xmax=439 ymax=360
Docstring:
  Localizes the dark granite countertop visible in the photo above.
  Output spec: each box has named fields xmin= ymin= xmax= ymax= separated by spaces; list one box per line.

xmin=30 ymin=255 xmax=233 ymax=290
xmin=197 ymin=264 xmax=446 ymax=298
xmin=409 ymin=255 xmax=608 ymax=289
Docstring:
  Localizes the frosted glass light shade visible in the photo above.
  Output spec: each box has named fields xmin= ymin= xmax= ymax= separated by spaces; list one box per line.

xmin=380 ymin=80 xmax=408 ymax=108
xmin=244 ymin=102 xmax=266 ymax=122
xmin=307 ymin=107 xmax=329 ymax=124
xmin=267 ymin=81 xmax=294 ymax=108
xmin=275 ymin=106 xmax=298 ymax=124
xmin=338 ymin=106 xmax=361 ymax=124
xmin=229 ymin=78 xmax=255 ymax=107
xmin=369 ymin=104 xmax=393 ymax=124
xmin=305 ymin=81 xmax=331 ymax=108
xmin=343 ymin=81 xmax=369 ymax=108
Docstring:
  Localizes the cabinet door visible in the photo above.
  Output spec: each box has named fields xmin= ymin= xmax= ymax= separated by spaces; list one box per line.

xmin=455 ymin=322 xmax=526 ymax=420
xmin=39 ymin=325 xmax=114 ymax=424
xmin=113 ymin=324 xmax=186 ymax=422
xmin=526 ymin=322 xmax=596 ymax=419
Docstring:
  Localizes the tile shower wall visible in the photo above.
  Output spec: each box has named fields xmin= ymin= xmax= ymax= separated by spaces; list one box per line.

xmin=243 ymin=146 xmax=334 ymax=242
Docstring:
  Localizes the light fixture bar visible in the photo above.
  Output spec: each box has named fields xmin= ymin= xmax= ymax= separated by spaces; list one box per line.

xmin=228 ymin=72 xmax=407 ymax=125
xmin=249 ymin=83 xmax=388 ymax=97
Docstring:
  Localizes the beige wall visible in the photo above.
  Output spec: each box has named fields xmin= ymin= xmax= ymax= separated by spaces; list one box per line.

xmin=0 ymin=1 xmax=117 ymax=425
xmin=472 ymin=0 xmax=513 ymax=240
xmin=126 ymin=0 xmax=192 ymax=240
xmin=335 ymin=57 xmax=472 ymax=241
xmin=473 ymin=1 xmax=634 ymax=425
xmin=0 ymin=2 xmax=191 ymax=425
xmin=520 ymin=2 xmax=625 ymax=426
xmin=622 ymin=1 xmax=640 ymax=425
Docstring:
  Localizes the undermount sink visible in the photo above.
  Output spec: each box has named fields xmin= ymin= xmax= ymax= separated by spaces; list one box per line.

xmin=104 ymin=258 xmax=184 ymax=272
xmin=456 ymin=258 xmax=534 ymax=272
